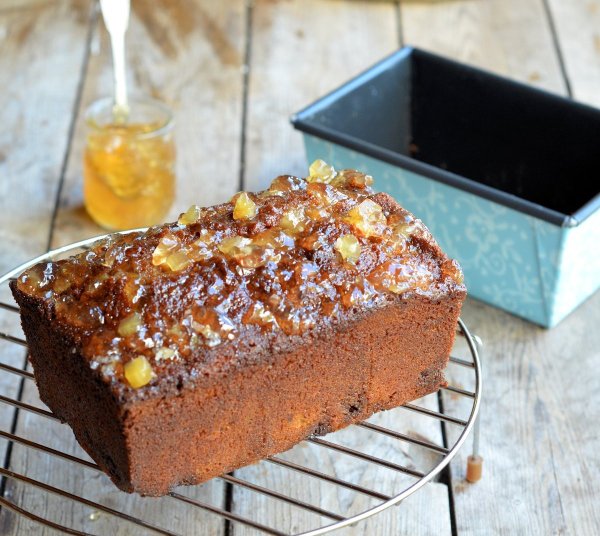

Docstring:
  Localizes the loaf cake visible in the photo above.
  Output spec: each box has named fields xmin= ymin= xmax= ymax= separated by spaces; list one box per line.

xmin=11 ymin=161 xmax=465 ymax=496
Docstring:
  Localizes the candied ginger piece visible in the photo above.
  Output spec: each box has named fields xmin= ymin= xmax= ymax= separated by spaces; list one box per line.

xmin=166 ymin=250 xmax=192 ymax=272
xmin=280 ymin=208 xmax=307 ymax=235
xmin=178 ymin=205 xmax=202 ymax=225
xmin=233 ymin=192 xmax=257 ymax=220
xmin=124 ymin=356 xmax=153 ymax=388
xmin=334 ymin=234 xmax=361 ymax=263
xmin=118 ymin=312 xmax=142 ymax=337
xmin=152 ymin=232 xmax=179 ymax=266
xmin=307 ymin=159 xmax=336 ymax=183
xmin=343 ymin=199 xmax=387 ymax=237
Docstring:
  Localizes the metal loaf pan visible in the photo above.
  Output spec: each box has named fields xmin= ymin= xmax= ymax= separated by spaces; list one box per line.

xmin=292 ymin=47 xmax=600 ymax=327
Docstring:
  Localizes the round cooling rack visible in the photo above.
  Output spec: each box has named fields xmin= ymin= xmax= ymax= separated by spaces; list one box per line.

xmin=0 ymin=233 xmax=482 ymax=536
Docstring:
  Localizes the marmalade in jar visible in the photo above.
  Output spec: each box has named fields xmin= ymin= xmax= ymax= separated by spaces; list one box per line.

xmin=83 ymin=98 xmax=176 ymax=231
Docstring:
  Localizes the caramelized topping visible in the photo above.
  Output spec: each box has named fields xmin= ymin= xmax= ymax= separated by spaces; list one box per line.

xmin=368 ymin=261 xmax=429 ymax=295
xmin=16 ymin=160 xmax=463 ymax=389
xmin=243 ymin=302 xmax=278 ymax=329
xmin=190 ymin=306 xmax=235 ymax=347
xmin=269 ymin=175 xmax=306 ymax=193
xmin=332 ymin=169 xmax=374 ymax=189
xmin=217 ymin=236 xmax=279 ymax=269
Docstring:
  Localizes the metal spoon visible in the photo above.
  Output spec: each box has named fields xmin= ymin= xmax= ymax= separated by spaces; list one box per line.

xmin=100 ymin=0 xmax=131 ymax=122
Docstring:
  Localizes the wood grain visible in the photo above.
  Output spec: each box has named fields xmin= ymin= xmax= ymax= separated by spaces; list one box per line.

xmin=50 ymin=0 xmax=248 ymax=249
xmin=2 ymin=0 xmax=600 ymax=534
xmin=401 ymin=0 xmax=567 ymax=94
xmin=444 ymin=295 xmax=600 ymax=535
xmin=546 ymin=0 xmax=600 ymax=106
xmin=0 ymin=0 xmax=90 ymax=272
xmin=0 ymin=1 xmax=92 ymax=533
xmin=400 ymin=3 xmax=600 ymax=534
xmin=243 ymin=0 xmax=401 ymax=192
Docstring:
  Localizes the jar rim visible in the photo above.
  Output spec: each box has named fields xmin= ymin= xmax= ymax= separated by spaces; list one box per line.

xmin=84 ymin=96 xmax=174 ymax=139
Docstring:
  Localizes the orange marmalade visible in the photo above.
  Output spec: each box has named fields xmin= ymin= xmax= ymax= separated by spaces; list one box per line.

xmin=83 ymin=98 xmax=175 ymax=231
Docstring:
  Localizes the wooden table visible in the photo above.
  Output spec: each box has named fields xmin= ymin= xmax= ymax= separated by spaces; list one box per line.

xmin=1 ymin=0 xmax=599 ymax=534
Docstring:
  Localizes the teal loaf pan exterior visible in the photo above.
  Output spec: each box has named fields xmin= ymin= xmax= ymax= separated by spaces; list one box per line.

xmin=292 ymin=48 xmax=600 ymax=328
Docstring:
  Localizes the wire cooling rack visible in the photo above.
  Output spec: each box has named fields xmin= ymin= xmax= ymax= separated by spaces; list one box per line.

xmin=0 ymin=234 xmax=482 ymax=535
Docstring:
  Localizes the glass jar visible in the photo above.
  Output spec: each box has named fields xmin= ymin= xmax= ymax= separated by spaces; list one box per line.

xmin=83 ymin=97 xmax=176 ymax=231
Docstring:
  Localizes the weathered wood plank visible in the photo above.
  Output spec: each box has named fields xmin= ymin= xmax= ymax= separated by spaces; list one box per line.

xmin=445 ymin=294 xmax=600 ymax=535
xmin=0 ymin=0 xmax=90 ymax=272
xmin=0 ymin=1 xmax=92 ymax=533
xmin=243 ymin=0 xmax=401 ymax=192
xmin=401 ymin=0 xmax=567 ymax=94
xmin=236 ymin=1 xmax=452 ymax=534
xmin=546 ymin=0 xmax=600 ymax=106
xmin=0 ymin=0 xmax=53 ymax=13
xmin=50 ymin=0 xmax=247 ymax=248
xmin=7 ymin=1 xmax=248 ymax=533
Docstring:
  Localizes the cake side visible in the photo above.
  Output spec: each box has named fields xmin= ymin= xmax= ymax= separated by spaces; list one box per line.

xmin=13 ymin=282 xmax=463 ymax=496
xmin=12 ymin=290 xmax=134 ymax=491
xmin=122 ymin=292 xmax=463 ymax=496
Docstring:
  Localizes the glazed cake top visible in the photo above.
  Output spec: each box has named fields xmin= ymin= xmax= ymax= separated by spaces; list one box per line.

xmin=15 ymin=161 xmax=464 ymax=397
